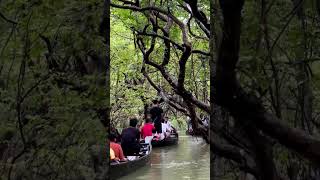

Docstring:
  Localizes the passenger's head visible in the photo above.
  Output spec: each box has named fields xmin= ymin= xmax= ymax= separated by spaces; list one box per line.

xmin=152 ymin=99 xmax=159 ymax=105
xmin=129 ymin=118 xmax=138 ymax=127
xmin=152 ymin=128 xmax=156 ymax=133
xmin=145 ymin=115 xmax=152 ymax=123
xmin=108 ymin=133 xmax=117 ymax=142
xmin=161 ymin=118 xmax=165 ymax=123
xmin=164 ymin=116 xmax=169 ymax=122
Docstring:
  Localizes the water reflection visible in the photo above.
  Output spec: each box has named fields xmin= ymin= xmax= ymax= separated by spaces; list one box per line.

xmin=118 ymin=135 xmax=210 ymax=180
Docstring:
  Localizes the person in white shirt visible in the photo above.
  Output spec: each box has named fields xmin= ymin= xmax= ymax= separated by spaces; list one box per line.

xmin=202 ymin=117 xmax=209 ymax=127
xmin=165 ymin=117 xmax=172 ymax=130
xmin=162 ymin=120 xmax=171 ymax=138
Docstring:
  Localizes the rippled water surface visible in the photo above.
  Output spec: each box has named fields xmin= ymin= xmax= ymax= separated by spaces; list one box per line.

xmin=118 ymin=134 xmax=210 ymax=180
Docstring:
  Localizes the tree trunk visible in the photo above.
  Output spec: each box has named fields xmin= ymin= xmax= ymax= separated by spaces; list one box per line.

xmin=215 ymin=0 xmax=320 ymax=168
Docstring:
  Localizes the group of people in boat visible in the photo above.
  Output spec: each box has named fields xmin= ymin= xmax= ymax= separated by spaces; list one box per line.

xmin=109 ymin=99 xmax=176 ymax=162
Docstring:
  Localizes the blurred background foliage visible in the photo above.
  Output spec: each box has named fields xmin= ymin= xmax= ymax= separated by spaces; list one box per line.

xmin=0 ymin=0 xmax=107 ymax=179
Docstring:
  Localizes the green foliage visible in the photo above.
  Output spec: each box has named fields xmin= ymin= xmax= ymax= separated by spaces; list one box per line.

xmin=110 ymin=1 xmax=210 ymax=129
xmin=0 ymin=0 xmax=107 ymax=179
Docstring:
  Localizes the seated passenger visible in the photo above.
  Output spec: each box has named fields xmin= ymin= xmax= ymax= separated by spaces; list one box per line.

xmin=109 ymin=133 xmax=126 ymax=161
xmin=164 ymin=117 xmax=173 ymax=131
xmin=110 ymin=126 xmax=122 ymax=143
xmin=202 ymin=116 xmax=209 ymax=127
xmin=141 ymin=115 xmax=155 ymax=143
xmin=121 ymin=118 xmax=141 ymax=156
xmin=162 ymin=120 xmax=171 ymax=138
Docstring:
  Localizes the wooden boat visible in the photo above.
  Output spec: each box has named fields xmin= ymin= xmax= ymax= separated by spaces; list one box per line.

xmin=110 ymin=143 xmax=152 ymax=180
xmin=151 ymin=133 xmax=179 ymax=147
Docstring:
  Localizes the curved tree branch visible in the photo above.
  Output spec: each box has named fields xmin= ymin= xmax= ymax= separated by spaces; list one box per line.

xmin=215 ymin=0 xmax=320 ymax=164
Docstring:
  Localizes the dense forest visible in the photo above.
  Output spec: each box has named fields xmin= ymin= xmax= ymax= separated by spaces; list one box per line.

xmin=0 ymin=0 xmax=109 ymax=179
xmin=110 ymin=0 xmax=210 ymax=132
xmin=111 ymin=0 xmax=320 ymax=180
xmin=211 ymin=0 xmax=320 ymax=179
xmin=1 ymin=0 xmax=320 ymax=180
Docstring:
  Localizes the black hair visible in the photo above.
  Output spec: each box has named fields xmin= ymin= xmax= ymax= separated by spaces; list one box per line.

xmin=129 ymin=118 xmax=138 ymax=127
xmin=108 ymin=133 xmax=117 ymax=142
xmin=145 ymin=117 xmax=151 ymax=123
xmin=152 ymin=99 xmax=158 ymax=104
xmin=152 ymin=129 xmax=157 ymax=133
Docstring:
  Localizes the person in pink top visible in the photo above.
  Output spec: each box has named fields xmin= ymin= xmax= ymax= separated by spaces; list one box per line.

xmin=141 ymin=115 xmax=155 ymax=143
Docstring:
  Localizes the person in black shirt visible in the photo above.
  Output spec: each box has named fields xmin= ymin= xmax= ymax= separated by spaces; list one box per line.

xmin=121 ymin=118 xmax=141 ymax=156
xmin=149 ymin=100 xmax=163 ymax=133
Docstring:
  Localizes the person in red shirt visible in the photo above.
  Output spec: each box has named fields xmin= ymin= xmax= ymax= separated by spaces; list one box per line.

xmin=109 ymin=133 xmax=127 ymax=161
xmin=141 ymin=115 xmax=155 ymax=142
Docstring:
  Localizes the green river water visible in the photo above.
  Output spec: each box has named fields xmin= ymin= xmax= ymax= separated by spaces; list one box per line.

xmin=118 ymin=134 xmax=210 ymax=180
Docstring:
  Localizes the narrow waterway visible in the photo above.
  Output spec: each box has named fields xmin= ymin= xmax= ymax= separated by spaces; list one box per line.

xmin=118 ymin=134 xmax=210 ymax=180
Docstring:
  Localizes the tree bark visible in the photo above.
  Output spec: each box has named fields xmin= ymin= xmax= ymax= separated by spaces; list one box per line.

xmin=215 ymin=0 xmax=320 ymax=165
xmin=98 ymin=0 xmax=110 ymax=130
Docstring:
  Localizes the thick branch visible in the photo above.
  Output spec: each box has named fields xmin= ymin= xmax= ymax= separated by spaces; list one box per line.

xmin=0 ymin=11 xmax=17 ymax=24
xmin=177 ymin=45 xmax=192 ymax=90
xmin=142 ymin=67 xmax=189 ymax=116
xmin=183 ymin=0 xmax=210 ymax=32
xmin=111 ymin=3 xmax=190 ymax=45
xmin=210 ymin=136 xmax=258 ymax=177
xmin=215 ymin=0 xmax=320 ymax=164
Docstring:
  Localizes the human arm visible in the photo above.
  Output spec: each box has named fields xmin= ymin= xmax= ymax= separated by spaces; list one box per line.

xmin=136 ymin=129 xmax=141 ymax=141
